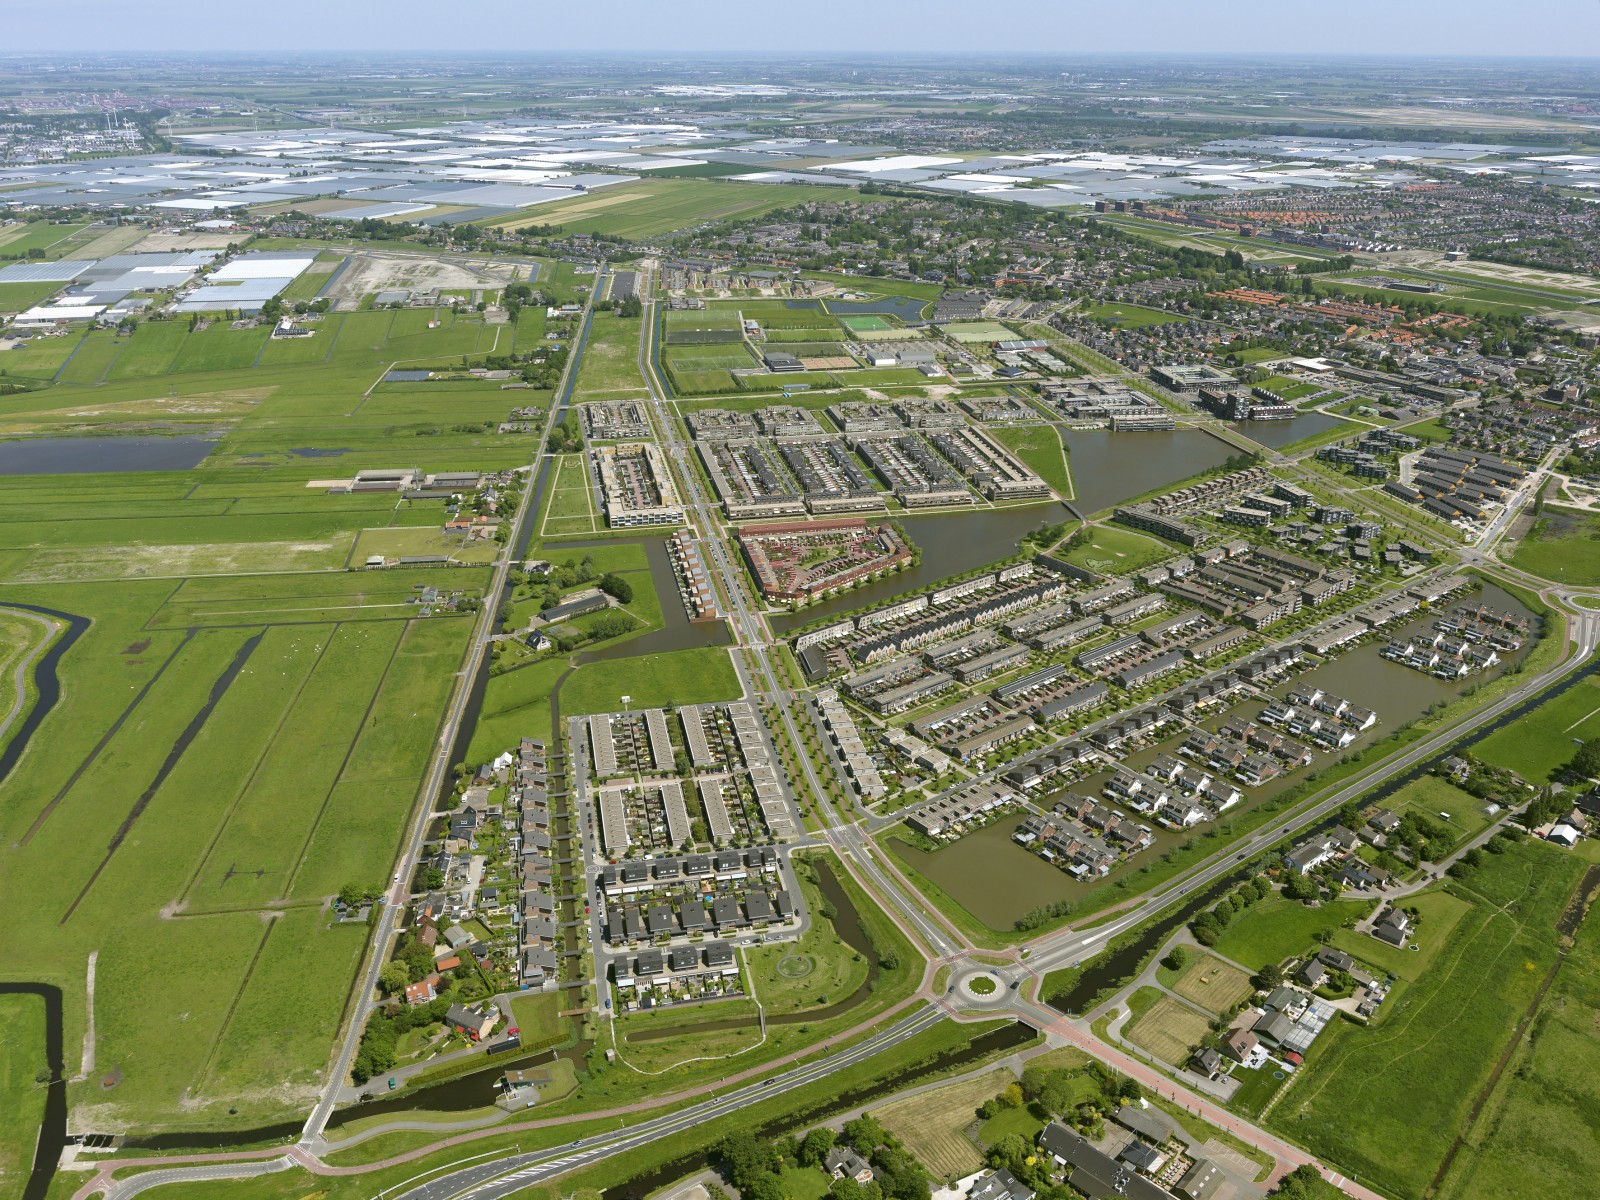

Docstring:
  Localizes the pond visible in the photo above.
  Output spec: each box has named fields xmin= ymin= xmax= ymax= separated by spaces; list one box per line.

xmin=0 ymin=435 xmax=216 ymax=475
xmin=1059 ymin=428 xmax=1239 ymax=512
xmin=1228 ymin=411 xmax=1349 ymax=450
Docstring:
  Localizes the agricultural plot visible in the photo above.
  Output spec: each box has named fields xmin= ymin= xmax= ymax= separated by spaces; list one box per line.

xmin=1126 ymin=990 xmax=1212 ymax=1065
xmin=1 ymin=332 xmax=83 ymax=379
xmin=105 ymin=320 xmax=190 ymax=378
xmin=350 ymin=526 xmax=501 ymax=565
xmin=876 ymin=1069 xmax=1010 ymax=1179
xmin=1271 ymin=840 xmax=1585 ymax=1200
xmin=1167 ymin=953 xmax=1253 ymax=1014
xmin=0 ymin=221 xmax=90 ymax=258
xmin=557 ymin=645 xmax=740 ymax=716
xmin=488 ymin=178 xmax=824 ymax=239
xmin=0 ymin=279 xmax=65 ymax=312
xmin=1473 ymin=672 xmax=1600 ymax=780
xmin=1434 ymin=887 xmax=1600 ymax=1200
xmin=56 ymin=328 xmax=128 ymax=384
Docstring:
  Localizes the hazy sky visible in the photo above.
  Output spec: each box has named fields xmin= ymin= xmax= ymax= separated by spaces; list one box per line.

xmin=5 ymin=0 xmax=1600 ymax=57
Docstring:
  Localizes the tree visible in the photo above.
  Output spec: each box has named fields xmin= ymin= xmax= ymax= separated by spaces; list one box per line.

xmin=1162 ymin=946 xmax=1188 ymax=972
xmin=379 ymin=961 xmax=411 ymax=994
xmin=1001 ymin=1082 xmax=1024 ymax=1108
xmin=800 ymin=1127 xmax=837 ymax=1168
xmin=1568 ymin=737 xmax=1600 ymax=780
xmin=1253 ymin=963 xmax=1284 ymax=991
xmin=598 ymin=572 xmax=634 ymax=604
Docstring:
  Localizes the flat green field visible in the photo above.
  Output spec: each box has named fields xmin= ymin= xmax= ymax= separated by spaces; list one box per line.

xmin=0 ymin=269 xmax=542 ymax=1137
xmin=558 ymin=645 xmax=739 ymax=716
xmin=1125 ymin=989 xmax=1210 ymax=1065
xmin=1164 ymin=952 xmax=1254 ymax=1013
xmin=1061 ymin=524 xmax=1171 ymax=574
xmin=1086 ymin=302 xmax=1182 ymax=327
xmin=575 ymin=311 xmax=647 ymax=399
xmin=1435 ymin=871 xmax=1600 ymax=1200
xmin=1473 ymin=671 xmax=1600 ymax=780
xmin=991 ymin=424 xmax=1071 ymax=497
xmin=488 ymin=179 xmax=825 ymax=239
xmin=0 ymin=992 xmax=47 ymax=1193
xmin=1271 ymin=839 xmax=1586 ymax=1200
xmin=1211 ymin=897 xmax=1375 ymax=972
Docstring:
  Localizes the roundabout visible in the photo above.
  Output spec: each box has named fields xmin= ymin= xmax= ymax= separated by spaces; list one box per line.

xmin=955 ymin=968 xmax=1012 ymax=1006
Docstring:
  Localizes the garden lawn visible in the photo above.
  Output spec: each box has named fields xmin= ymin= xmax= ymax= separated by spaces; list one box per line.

xmin=1211 ymin=897 xmax=1375 ymax=973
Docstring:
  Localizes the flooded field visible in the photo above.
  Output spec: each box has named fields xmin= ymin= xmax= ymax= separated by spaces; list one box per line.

xmin=0 ymin=435 xmax=216 ymax=474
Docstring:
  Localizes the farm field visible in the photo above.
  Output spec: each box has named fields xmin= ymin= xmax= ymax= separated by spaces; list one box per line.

xmin=1270 ymin=839 xmax=1586 ymax=1200
xmin=0 ymin=991 xmax=47 ymax=1194
xmin=487 ymin=178 xmax=825 ymax=239
xmin=1472 ymin=672 xmax=1600 ymax=779
xmin=1163 ymin=952 xmax=1254 ymax=1014
xmin=0 ymin=274 xmax=561 ymax=1138
xmin=875 ymin=1068 xmax=1009 ymax=1179
xmin=1433 ymin=874 xmax=1600 ymax=1200
xmin=1124 ymin=989 xmax=1211 ymax=1065
xmin=1386 ymin=775 xmax=1502 ymax=852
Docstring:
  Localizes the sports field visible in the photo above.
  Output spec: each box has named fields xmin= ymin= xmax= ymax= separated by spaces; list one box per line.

xmin=486 ymin=178 xmax=826 ymax=239
xmin=939 ymin=321 xmax=1015 ymax=343
xmin=839 ymin=314 xmax=893 ymax=332
xmin=1125 ymin=990 xmax=1211 ymax=1065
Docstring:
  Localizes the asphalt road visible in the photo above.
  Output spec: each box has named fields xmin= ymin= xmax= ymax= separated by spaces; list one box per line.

xmin=387 ymin=1007 xmax=946 ymax=1200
